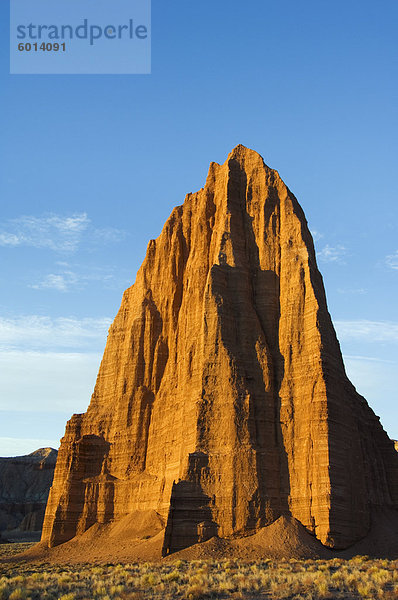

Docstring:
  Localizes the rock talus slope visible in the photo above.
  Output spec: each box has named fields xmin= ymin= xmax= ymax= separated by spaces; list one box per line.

xmin=41 ymin=146 xmax=398 ymax=555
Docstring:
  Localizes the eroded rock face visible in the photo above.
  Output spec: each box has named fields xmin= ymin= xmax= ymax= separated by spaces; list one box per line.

xmin=0 ymin=448 xmax=57 ymax=534
xmin=41 ymin=146 xmax=398 ymax=553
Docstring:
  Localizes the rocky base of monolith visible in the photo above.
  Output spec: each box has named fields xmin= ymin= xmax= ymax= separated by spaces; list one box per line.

xmin=7 ymin=507 xmax=398 ymax=564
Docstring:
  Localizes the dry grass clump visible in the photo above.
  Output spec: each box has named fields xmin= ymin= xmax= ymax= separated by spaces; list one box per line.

xmin=1 ymin=543 xmax=398 ymax=599
xmin=0 ymin=545 xmax=35 ymax=560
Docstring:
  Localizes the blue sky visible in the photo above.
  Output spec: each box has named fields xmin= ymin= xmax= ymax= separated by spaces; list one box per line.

xmin=0 ymin=0 xmax=397 ymax=455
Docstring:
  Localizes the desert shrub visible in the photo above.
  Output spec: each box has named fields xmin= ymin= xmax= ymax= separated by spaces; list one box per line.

xmin=109 ymin=584 xmax=126 ymax=594
xmin=164 ymin=569 xmax=180 ymax=582
xmin=8 ymin=589 xmax=27 ymax=600
xmin=140 ymin=573 xmax=158 ymax=587
xmin=2 ymin=544 xmax=398 ymax=600
xmin=57 ymin=574 xmax=73 ymax=585
xmin=0 ymin=583 xmax=9 ymax=600
xmin=184 ymin=582 xmax=209 ymax=600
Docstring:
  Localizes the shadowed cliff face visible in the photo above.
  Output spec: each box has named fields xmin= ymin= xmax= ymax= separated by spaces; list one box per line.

xmin=41 ymin=145 xmax=398 ymax=553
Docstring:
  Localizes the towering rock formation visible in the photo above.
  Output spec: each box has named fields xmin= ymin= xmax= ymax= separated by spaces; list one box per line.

xmin=41 ymin=146 xmax=398 ymax=555
xmin=0 ymin=448 xmax=57 ymax=536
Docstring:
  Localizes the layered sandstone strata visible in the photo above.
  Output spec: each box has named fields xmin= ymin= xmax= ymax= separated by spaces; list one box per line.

xmin=42 ymin=146 xmax=398 ymax=553
xmin=0 ymin=448 xmax=57 ymax=535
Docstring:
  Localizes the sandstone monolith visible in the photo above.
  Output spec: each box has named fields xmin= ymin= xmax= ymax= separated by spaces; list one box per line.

xmin=41 ymin=146 xmax=398 ymax=556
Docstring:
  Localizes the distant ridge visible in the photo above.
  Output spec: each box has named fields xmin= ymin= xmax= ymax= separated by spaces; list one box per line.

xmin=0 ymin=447 xmax=57 ymax=538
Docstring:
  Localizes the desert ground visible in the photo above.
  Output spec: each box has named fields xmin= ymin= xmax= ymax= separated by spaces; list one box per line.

xmin=1 ymin=543 xmax=398 ymax=600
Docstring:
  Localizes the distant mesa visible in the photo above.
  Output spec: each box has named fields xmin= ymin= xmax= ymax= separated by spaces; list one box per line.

xmin=0 ymin=448 xmax=57 ymax=542
xmin=36 ymin=146 xmax=398 ymax=561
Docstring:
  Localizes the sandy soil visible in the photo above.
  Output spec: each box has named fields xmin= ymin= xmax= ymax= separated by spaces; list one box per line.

xmin=2 ymin=509 xmax=398 ymax=565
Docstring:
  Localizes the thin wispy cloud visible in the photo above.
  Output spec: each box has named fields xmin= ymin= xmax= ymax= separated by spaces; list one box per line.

xmin=342 ymin=354 xmax=397 ymax=438
xmin=0 ymin=232 xmax=20 ymax=246
xmin=30 ymin=264 xmax=129 ymax=292
xmin=0 ymin=213 xmax=89 ymax=253
xmin=93 ymin=228 xmax=125 ymax=244
xmin=318 ymin=244 xmax=347 ymax=263
xmin=0 ymin=315 xmax=112 ymax=453
xmin=337 ymin=288 xmax=367 ymax=295
xmin=343 ymin=354 xmax=394 ymax=364
xmin=334 ymin=320 xmax=398 ymax=343
xmin=0 ymin=350 xmax=101 ymax=414
xmin=0 ymin=213 xmax=125 ymax=254
xmin=386 ymin=250 xmax=398 ymax=270
xmin=0 ymin=315 xmax=112 ymax=352
xmin=31 ymin=271 xmax=79 ymax=292
xmin=310 ymin=229 xmax=323 ymax=242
